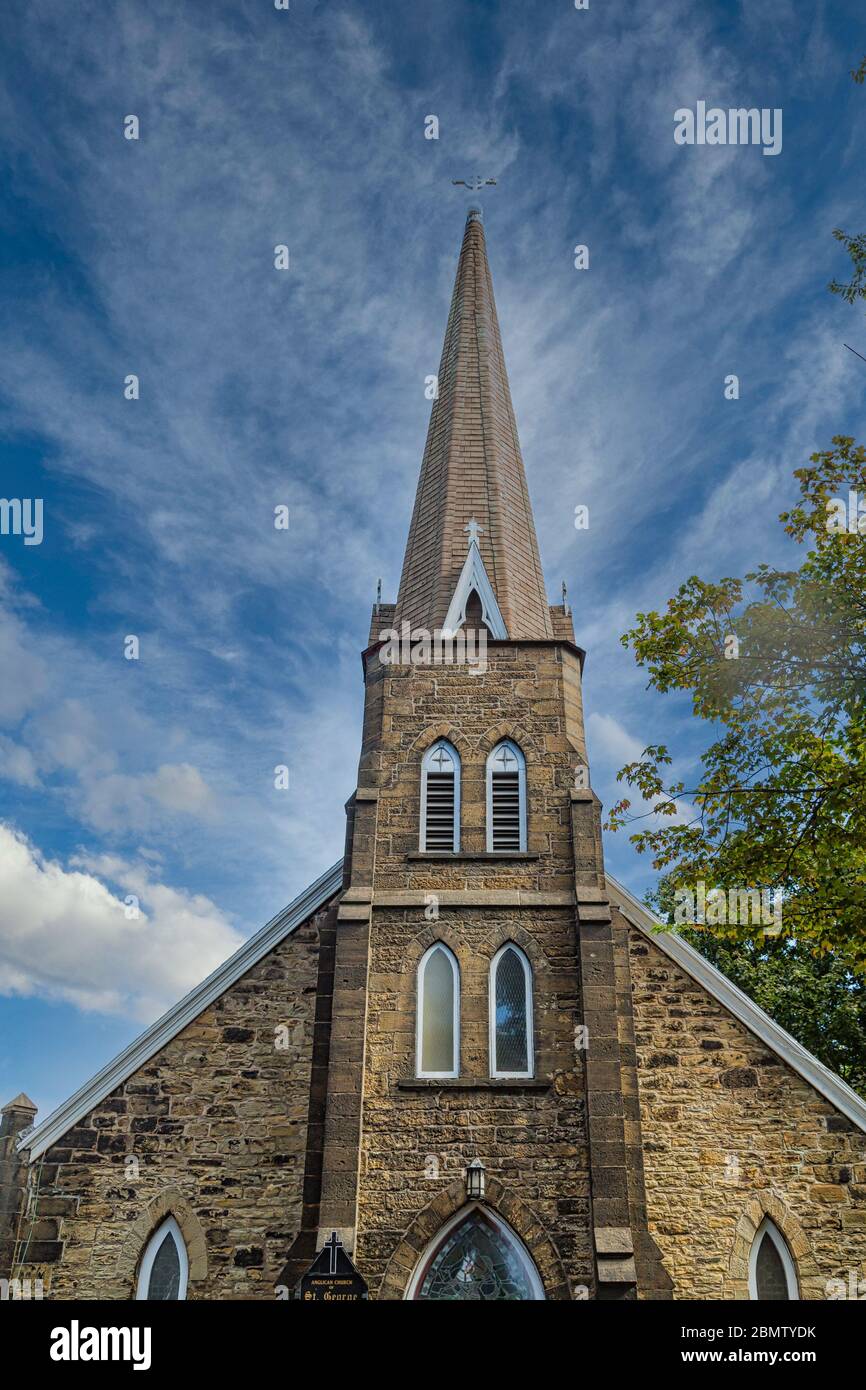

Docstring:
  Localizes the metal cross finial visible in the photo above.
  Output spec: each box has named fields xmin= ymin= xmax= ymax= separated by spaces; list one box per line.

xmin=376 ymin=577 xmax=382 ymax=610
xmin=561 ymin=580 xmax=570 ymax=615
xmin=464 ymin=518 xmax=484 ymax=546
xmin=452 ymin=176 xmax=497 ymax=192
xmin=323 ymin=1230 xmax=343 ymax=1274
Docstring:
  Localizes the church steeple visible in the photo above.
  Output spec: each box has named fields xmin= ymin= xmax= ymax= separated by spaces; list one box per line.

xmin=394 ymin=208 xmax=553 ymax=640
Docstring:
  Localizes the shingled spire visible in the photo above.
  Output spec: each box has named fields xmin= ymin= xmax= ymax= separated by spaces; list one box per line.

xmin=394 ymin=208 xmax=553 ymax=640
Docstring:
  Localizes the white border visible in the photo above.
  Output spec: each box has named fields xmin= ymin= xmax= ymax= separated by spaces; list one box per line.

xmin=486 ymin=739 xmax=527 ymax=852
xmin=420 ymin=739 xmax=461 ymax=852
xmin=748 ymin=1217 xmax=799 ymax=1300
xmin=489 ymin=943 xmax=534 ymax=1078
xmin=607 ymin=876 xmax=866 ymax=1135
xmin=404 ymin=1202 xmax=545 ymax=1300
xmin=416 ymin=942 xmax=460 ymax=1078
xmin=135 ymin=1215 xmax=189 ymax=1301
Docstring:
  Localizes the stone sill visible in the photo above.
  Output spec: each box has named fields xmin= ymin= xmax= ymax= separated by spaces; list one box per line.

xmin=406 ymin=852 xmax=540 ymax=862
xmin=397 ymin=1078 xmax=550 ymax=1093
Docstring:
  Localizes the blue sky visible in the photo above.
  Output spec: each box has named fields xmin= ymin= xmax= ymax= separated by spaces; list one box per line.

xmin=1 ymin=0 xmax=864 ymax=1120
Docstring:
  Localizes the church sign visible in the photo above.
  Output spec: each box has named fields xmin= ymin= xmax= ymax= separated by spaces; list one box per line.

xmin=299 ymin=1232 xmax=368 ymax=1302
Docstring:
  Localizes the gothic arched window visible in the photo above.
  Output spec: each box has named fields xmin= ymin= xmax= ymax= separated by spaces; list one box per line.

xmin=421 ymin=739 xmax=460 ymax=852
xmin=416 ymin=943 xmax=459 ymax=1078
xmin=408 ymin=1207 xmax=544 ymax=1300
xmin=748 ymin=1218 xmax=798 ymax=1300
xmin=490 ymin=944 xmax=533 ymax=1078
xmin=486 ymin=740 xmax=526 ymax=851
xmin=136 ymin=1216 xmax=189 ymax=1300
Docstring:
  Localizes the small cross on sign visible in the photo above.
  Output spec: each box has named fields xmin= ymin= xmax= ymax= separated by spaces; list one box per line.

xmin=323 ymin=1230 xmax=343 ymax=1275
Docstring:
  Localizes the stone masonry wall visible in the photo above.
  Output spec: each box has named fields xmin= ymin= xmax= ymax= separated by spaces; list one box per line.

xmin=630 ymin=929 xmax=866 ymax=1299
xmin=352 ymin=642 xmax=595 ymax=1297
xmin=356 ymin=905 xmax=590 ymax=1298
xmin=14 ymin=914 xmax=323 ymax=1299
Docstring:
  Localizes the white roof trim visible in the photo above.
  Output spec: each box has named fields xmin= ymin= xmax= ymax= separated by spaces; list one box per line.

xmin=22 ymin=858 xmax=866 ymax=1157
xmin=442 ymin=538 xmax=508 ymax=639
xmin=608 ymin=875 xmax=866 ymax=1135
xmin=21 ymin=860 xmax=344 ymax=1159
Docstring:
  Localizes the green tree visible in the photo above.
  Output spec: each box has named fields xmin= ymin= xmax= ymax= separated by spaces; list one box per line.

xmin=829 ymin=56 xmax=866 ymax=315
xmin=607 ymin=435 xmax=866 ymax=971
xmin=646 ymin=879 xmax=866 ymax=1097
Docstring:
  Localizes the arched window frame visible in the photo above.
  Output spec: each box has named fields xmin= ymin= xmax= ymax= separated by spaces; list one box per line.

xmin=135 ymin=1215 xmax=189 ymax=1301
xmin=416 ymin=942 xmax=460 ymax=1079
xmin=489 ymin=943 xmax=534 ymax=1079
xmin=486 ymin=740 xmax=527 ymax=852
xmin=748 ymin=1217 xmax=799 ymax=1300
xmin=405 ymin=1203 xmax=545 ymax=1300
xmin=420 ymin=739 xmax=461 ymax=852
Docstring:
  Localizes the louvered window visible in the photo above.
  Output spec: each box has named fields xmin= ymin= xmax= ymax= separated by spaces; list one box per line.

xmin=486 ymin=740 xmax=526 ymax=851
xmin=421 ymin=740 xmax=460 ymax=851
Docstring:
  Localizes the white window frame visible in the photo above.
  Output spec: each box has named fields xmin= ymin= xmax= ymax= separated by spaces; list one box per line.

xmin=748 ymin=1217 xmax=799 ymax=1300
xmin=489 ymin=943 xmax=534 ymax=1079
xmin=405 ymin=1202 xmax=545 ymax=1300
xmin=416 ymin=942 xmax=460 ymax=1079
xmin=420 ymin=739 xmax=461 ymax=852
xmin=486 ymin=739 xmax=527 ymax=852
xmin=136 ymin=1215 xmax=189 ymax=1301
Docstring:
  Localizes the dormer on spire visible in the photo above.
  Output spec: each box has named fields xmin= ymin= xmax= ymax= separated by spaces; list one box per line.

xmin=441 ymin=520 xmax=507 ymax=639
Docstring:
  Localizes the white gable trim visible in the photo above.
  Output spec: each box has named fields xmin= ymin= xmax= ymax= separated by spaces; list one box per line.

xmin=607 ymin=875 xmax=866 ymax=1135
xmin=21 ymin=860 xmax=344 ymax=1160
xmin=442 ymin=539 xmax=507 ymax=639
xmin=21 ymin=858 xmax=866 ymax=1158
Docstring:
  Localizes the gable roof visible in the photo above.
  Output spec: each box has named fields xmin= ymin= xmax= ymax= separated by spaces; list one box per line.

xmin=608 ymin=877 xmax=866 ymax=1133
xmin=20 ymin=860 xmax=866 ymax=1158
xmin=22 ymin=859 xmax=343 ymax=1160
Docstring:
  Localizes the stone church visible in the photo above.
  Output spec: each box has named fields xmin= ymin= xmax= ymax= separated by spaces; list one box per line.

xmin=3 ymin=209 xmax=866 ymax=1302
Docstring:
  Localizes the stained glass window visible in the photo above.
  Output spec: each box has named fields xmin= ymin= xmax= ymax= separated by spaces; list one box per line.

xmin=418 ymin=944 xmax=458 ymax=1075
xmin=492 ymin=945 xmax=531 ymax=1076
xmin=415 ymin=1213 xmax=540 ymax=1300
xmin=754 ymin=1227 xmax=794 ymax=1300
xmin=147 ymin=1230 xmax=182 ymax=1299
xmin=136 ymin=1216 xmax=188 ymax=1300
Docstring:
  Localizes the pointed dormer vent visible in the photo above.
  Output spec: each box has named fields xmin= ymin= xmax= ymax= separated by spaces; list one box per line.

xmin=441 ymin=520 xmax=507 ymax=638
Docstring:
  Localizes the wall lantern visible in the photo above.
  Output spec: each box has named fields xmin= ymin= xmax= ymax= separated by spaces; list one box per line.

xmin=465 ymin=1159 xmax=486 ymax=1201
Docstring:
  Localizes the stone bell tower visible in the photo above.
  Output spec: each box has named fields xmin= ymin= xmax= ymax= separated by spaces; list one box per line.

xmin=316 ymin=207 xmax=671 ymax=1300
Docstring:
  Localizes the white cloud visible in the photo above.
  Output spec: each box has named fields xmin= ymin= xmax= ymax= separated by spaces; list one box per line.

xmin=0 ymin=823 xmax=243 ymax=1021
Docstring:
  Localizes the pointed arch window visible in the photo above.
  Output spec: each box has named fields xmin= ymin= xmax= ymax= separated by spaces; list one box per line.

xmin=407 ymin=1206 xmax=544 ymax=1300
xmin=748 ymin=1218 xmax=798 ymax=1300
xmin=490 ymin=944 xmax=533 ymax=1078
xmin=136 ymin=1216 xmax=189 ymax=1300
xmin=417 ymin=943 xmax=459 ymax=1078
xmin=421 ymin=739 xmax=460 ymax=852
xmin=486 ymin=740 xmax=526 ymax=851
